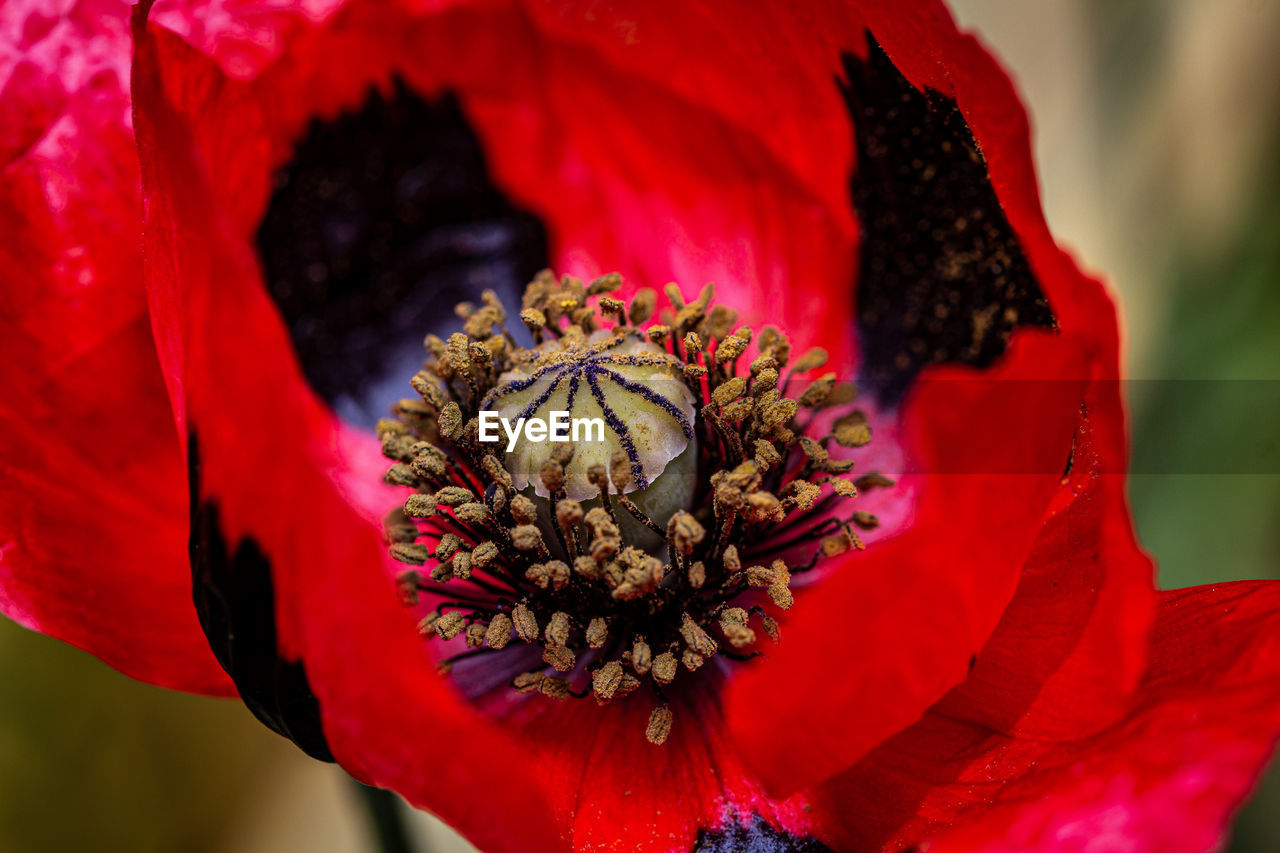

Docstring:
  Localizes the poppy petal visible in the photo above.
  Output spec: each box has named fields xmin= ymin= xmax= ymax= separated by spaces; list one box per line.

xmin=132 ymin=14 xmax=564 ymax=850
xmin=725 ymin=1 xmax=1132 ymax=795
xmin=934 ymin=348 xmax=1157 ymax=739
xmin=810 ymin=581 xmax=1280 ymax=852
xmin=0 ymin=0 xmax=231 ymax=694
xmin=509 ymin=690 xmax=825 ymax=852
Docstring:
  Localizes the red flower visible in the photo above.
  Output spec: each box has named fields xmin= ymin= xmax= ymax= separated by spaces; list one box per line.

xmin=3 ymin=1 xmax=1279 ymax=851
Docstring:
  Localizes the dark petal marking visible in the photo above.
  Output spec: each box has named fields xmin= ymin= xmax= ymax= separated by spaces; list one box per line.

xmin=586 ymin=367 xmax=648 ymax=488
xmin=841 ymin=35 xmax=1055 ymax=402
xmin=187 ymin=433 xmax=334 ymax=762
xmin=597 ymin=366 xmax=695 ymax=439
xmin=256 ymin=82 xmax=548 ymax=428
xmin=695 ymin=815 xmax=835 ymax=852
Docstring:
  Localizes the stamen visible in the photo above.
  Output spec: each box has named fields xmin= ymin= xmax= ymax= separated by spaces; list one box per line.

xmin=378 ymin=271 xmax=880 ymax=744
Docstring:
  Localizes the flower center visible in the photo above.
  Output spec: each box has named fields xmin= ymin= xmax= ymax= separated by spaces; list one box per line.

xmin=379 ymin=271 xmax=885 ymax=744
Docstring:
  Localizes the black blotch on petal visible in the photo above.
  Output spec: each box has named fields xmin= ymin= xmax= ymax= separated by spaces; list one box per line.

xmin=256 ymin=81 xmax=549 ymax=427
xmin=695 ymin=815 xmax=835 ymax=852
xmin=840 ymin=36 xmax=1055 ymax=402
xmin=187 ymin=432 xmax=334 ymax=762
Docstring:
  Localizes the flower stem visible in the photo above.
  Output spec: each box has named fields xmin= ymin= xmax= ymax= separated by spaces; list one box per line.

xmin=351 ymin=778 xmax=416 ymax=853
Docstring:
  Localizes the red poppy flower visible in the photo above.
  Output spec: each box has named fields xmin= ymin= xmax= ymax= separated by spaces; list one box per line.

xmin=3 ymin=1 xmax=1279 ymax=851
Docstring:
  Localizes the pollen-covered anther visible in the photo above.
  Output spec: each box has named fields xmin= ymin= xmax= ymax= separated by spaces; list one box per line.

xmin=651 ymin=652 xmax=678 ymax=686
xmin=539 ymin=677 xmax=573 ymax=700
xmin=544 ymin=611 xmax=572 ymax=648
xmin=511 ymin=524 xmax=546 ymax=553
xmin=631 ymin=637 xmax=653 ymax=674
xmin=543 ymin=646 xmax=575 ymax=673
xmin=435 ymin=534 xmax=461 ymax=561
xmin=719 ymin=607 xmax=757 ymax=648
xmin=646 ymin=706 xmax=673 ymax=746
xmin=454 ymin=501 xmax=489 ymax=527
xmin=395 ymin=571 xmax=420 ymax=606
xmin=611 ymin=548 xmax=664 ymax=600
xmin=680 ymin=612 xmax=719 ymax=657
xmin=592 ymin=661 xmax=625 ymax=701
xmin=833 ymin=411 xmax=873 ymax=447
xmin=403 ymin=493 xmax=437 ymax=518
xmin=434 ymin=486 xmax=474 ymax=507
xmin=539 ymin=458 xmax=565 ymax=493
xmin=512 ymin=671 xmax=544 ymax=694
xmin=390 ymin=543 xmax=430 ymax=565
xmin=586 ymin=618 xmax=610 ymax=649
xmin=485 ymin=613 xmax=513 ymax=650
xmin=434 ymin=611 xmax=465 ymax=640
xmin=743 ymin=491 xmax=784 ymax=524
xmin=831 ymin=478 xmax=858 ymax=498
xmin=688 ymin=560 xmax=706 ymax=589
xmin=472 ymin=541 xmax=499 ymax=568
xmin=380 ymin=270 xmax=882 ymax=744
xmin=667 ymin=510 xmax=705 ymax=555
xmin=512 ymin=603 xmax=539 ymax=643
xmin=510 ymin=494 xmax=539 ymax=525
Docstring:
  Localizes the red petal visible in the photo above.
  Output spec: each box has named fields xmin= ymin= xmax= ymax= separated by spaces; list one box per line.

xmin=510 ymin=688 xmax=824 ymax=852
xmin=934 ymin=343 xmax=1157 ymax=738
xmin=133 ymin=16 xmax=563 ymax=850
xmin=149 ymin=0 xmax=873 ymax=360
xmin=810 ymin=581 xmax=1280 ymax=852
xmin=0 ymin=0 xmax=231 ymax=694
xmin=725 ymin=0 xmax=1135 ymax=795
xmin=727 ymin=329 xmax=1092 ymax=795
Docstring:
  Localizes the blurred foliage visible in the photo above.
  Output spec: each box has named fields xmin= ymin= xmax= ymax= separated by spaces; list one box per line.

xmin=1129 ymin=162 xmax=1280 ymax=589
xmin=0 ymin=618 xmax=278 ymax=852
xmin=1128 ymin=114 xmax=1280 ymax=853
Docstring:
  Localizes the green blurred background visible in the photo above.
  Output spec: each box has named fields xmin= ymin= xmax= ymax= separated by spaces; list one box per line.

xmin=2 ymin=0 xmax=1277 ymax=850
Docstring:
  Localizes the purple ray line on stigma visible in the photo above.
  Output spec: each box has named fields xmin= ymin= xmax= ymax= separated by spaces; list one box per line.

xmin=480 ymin=360 xmax=566 ymax=409
xmin=565 ymin=372 xmax=580 ymax=411
xmin=585 ymin=367 xmax=648 ymax=489
xmin=595 ymin=366 xmax=694 ymax=440
xmin=511 ymin=369 xmax=575 ymax=423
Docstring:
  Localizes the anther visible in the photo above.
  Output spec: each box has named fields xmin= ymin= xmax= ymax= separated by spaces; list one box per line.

xmin=545 ymin=612 xmax=572 ymax=648
xmin=435 ymin=534 xmax=461 ymax=561
xmin=485 ymin=613 xmax=513 ymax=650
xmin=631 ymin=637 xmax=652 ymax=675
xmin=435 ymin=486 xmax=474 ymax=507
xmin=543 ymin=646 xmax=575 ymax=672
xmin=512 ymin=603 xmax=539 ymax=642
xmin=646 ymin=706 xmax=673 ymax=745
xmin=539 ymin=677 xmax=573 ymax=700
xmin=592 ymin=661 xmax=624 ymax=701
xmin=651 ymin=652 xmax=678 ymax=685
xmin=390 ymin=543 xmax=431 ymax=565
xmin=434 ymin=611 xmax=465 ymax=640
xmin=586 ymin=618 xmax=609 ymax=649
xmin=680 ymin=612 xmax=718 ymax=657
xmin=404 ymin=494 xmax=438 ymax=518
xmin=510 ymin=495 xmax=538 ymax=525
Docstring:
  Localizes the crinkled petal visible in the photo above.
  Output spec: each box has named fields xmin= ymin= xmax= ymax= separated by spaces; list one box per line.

xmin=0 ymin=0 xmax=231 ymax=694
xmin=809 ymin=581 xmax=1280 ymax=852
